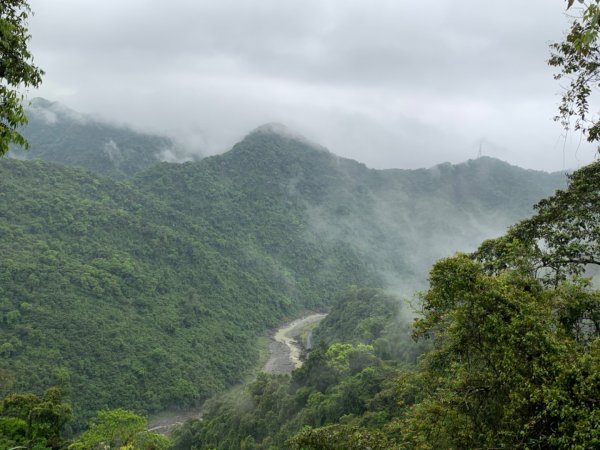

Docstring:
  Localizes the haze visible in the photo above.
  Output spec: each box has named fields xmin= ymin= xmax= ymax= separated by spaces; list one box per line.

xmin=27 ymin=0 xmax=597 ymax=171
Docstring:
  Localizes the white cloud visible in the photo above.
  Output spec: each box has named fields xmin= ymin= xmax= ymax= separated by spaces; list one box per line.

xmin=26 ymin=0 xmax=597 ymax=171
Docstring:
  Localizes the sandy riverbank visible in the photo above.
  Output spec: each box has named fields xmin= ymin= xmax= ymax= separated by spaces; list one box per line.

xmin=148 ymin=313 xmax=326 ymax=434
xmin=263 ymin=313 xmax=327 ymax=374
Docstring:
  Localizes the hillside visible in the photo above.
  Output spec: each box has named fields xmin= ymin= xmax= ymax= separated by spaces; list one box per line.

xmin=0 ymin=157 xmax=378 ymax=426
xmin=135 ymin=126 xmax=566 ymax=292
xmin=0 ymin=159 xmax=292 ymax=424
xmin=0 ymin=122 xmax=566 ymax=427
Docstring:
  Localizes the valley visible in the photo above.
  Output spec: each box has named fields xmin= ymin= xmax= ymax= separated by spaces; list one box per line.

xmin=0 ymin=101 xmax=585 ymax=449
xmin=147 ymin=311 xmax=326 ymax=435
xmin=2 ymin=0 xmax=600 ymax=447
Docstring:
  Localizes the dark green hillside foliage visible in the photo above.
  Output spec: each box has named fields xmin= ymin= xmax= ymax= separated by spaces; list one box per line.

xmin=313 ymin=288 xmax=428 ymax=363
xmin=171 ymin=161 xmax=600 ymax=450
xmin=0 ymin=159 xmax=299 ymax=426
xmin=314 ymin=288 xmax=399 ymax=345
xmin=300 ymin=162 xmax=600 ymax=449
xmin=134 ymin=129 xmax=385 ymax=308
xmin=0 ymin=388 xmax=71 ymax=450
xmin=9 ymin=98 xmax=180 ymax=179
xmin=0 ymin=389 xmax=170 ymax=450
xmin=365 ymin=157 xmax=568 ymax=290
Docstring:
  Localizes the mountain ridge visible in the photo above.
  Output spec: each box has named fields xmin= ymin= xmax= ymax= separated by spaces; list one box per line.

xmin=9 ymin=98 xmax=200 ymax=179
xmin=16 ymin=98 xmax=565 ymax=178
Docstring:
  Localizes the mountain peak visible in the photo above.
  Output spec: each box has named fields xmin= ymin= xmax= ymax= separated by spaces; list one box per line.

xmin=246 ymin=123 xmax=329 ymax=154
xmin=27 ymin=97 xmax=88 ymax=125
xmin=29 ymin=97 xmax=55 ymax=108
xmin=251 ymin=122 xmax=295 ymax=136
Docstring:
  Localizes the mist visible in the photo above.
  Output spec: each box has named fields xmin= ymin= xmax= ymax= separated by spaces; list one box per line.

xmin=27 ymin=0 xmax=598 ymax=172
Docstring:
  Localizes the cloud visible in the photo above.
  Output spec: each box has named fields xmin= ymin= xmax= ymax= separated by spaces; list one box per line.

xmin=26 ymin=0 xmax=597 ymax=171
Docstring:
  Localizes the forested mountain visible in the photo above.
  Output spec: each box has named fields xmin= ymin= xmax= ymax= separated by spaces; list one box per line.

xmin=8 ymin=98 xmax=187 ymax=179
xmin=135 ymin=125 xmax=566 ymax=292
xmin=0 ymin=120 xmax=566 ymax=430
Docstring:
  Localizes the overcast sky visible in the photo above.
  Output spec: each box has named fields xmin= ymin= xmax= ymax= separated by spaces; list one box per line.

xmin=26 ymin=0 xmax=598 ymax=171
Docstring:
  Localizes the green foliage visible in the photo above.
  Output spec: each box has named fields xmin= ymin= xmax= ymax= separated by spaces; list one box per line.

xmin=69 ymin=408 xmax=146 ymax=450
xmin=314 ymin=288 xmax=396 ymax=345
xmin=313 ymin=287 xmax=427 ymax=362
xmin=10 ymin=99 xmax=178 ymax=179
xmin=0 ymin=387 xmax=71 ymax=450
xmin=171 ymin=345 xmax=403 ymax=450
xmin=399 ymin=258 xmax=600 ymax=448
xmin=477 ymin=161 xmax=600 ymax=284
xmin=0 ymin=127 xmax=565 ymax=430
xmin=396 ymin=162 xmax=600 ymax=448
xmin=170 ymin=156 xmax=599 ymax=449
xmin=0 ymin=159 xmax=303 ymax=427
xmin=0 ymin=393 xmax=170 ymax=450
xmin=288 ymin=424 xmax=392 ymax=450
xmin=69 ymin=408 xmax=170 ymax=450
xmin=135 ymin=130 xmax=564 ymax=298
xmin=0 ymin=0 xmax=44 ymax=156
xmin=171 ymin=288 xmax=413 ymax=450
xmin=550 ymin=0 xmax=600 ymax=145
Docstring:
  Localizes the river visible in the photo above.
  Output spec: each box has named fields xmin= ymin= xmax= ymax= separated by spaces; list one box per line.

xmin=262 ymin=313 xmax=327 ymax=374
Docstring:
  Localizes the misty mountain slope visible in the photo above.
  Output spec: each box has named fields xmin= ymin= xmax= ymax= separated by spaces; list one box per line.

xmin=133 ymin=128 xmax=383 ymax=307
xmin=8 ymin=98 xmax=183 ymax=179
xmin=350 ymin=157 xmax=567 ymax=289
xmin=135 ymin=126 xmax=566 ymax=293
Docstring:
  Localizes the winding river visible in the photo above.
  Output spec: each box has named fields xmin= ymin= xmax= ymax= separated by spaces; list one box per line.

xmin=148 ymin=312 xmax=326 ymax=434
xmin=263 ymin=313 xmax=327 ymax=374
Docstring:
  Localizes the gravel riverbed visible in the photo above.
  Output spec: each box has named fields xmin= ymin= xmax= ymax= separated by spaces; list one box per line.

xmin=148 ymin=313 xmax=326 ymax=434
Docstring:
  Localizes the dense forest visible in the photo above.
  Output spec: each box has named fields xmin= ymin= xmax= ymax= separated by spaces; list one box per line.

xmin=0 ymin=110 xmax=568 ymax=449
xmin=9 ymin=98 xmax=184 ymax=179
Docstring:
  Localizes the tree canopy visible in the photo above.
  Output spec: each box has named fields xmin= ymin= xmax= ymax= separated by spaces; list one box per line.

xmin=550 ymin=0 xmax=600 ymax=147
xmin=0 ymin=0 xmax=43 ymax=156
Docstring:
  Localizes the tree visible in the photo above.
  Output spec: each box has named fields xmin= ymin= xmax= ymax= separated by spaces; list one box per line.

xmin=550 ymin=1 xmax=600 ymax=147
xmin=69 ymin=409 xmax=170 ymax=450
xmin=0 ymin=387 xmax=72 ymax=450
xmin=289 ymin=424 xmax=392 ymax=450
xmin=396 ymin=163 xmax=600 ymax=448
xmin=475 ymin=160 xmax=600 ymax=284
xmin=0 ymin=0 xmax=43 ymax=156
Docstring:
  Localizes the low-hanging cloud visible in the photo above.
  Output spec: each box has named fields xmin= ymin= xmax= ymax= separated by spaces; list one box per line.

xmin=27 ymin=0 xmax=597 ymax=171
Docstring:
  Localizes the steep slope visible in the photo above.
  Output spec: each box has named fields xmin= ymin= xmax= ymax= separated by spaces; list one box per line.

xmin=133 ymin=127 xmax=383 ymax=307
xmin=135 ymin=126 xmax=566 ymax=293
xmin=9 ymin=98 xmax=185 ymax=179
xmin=171 ymin=287 xmax=414 ymax=450
xmin=0 ymin=154 xmax=380 ymax=426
